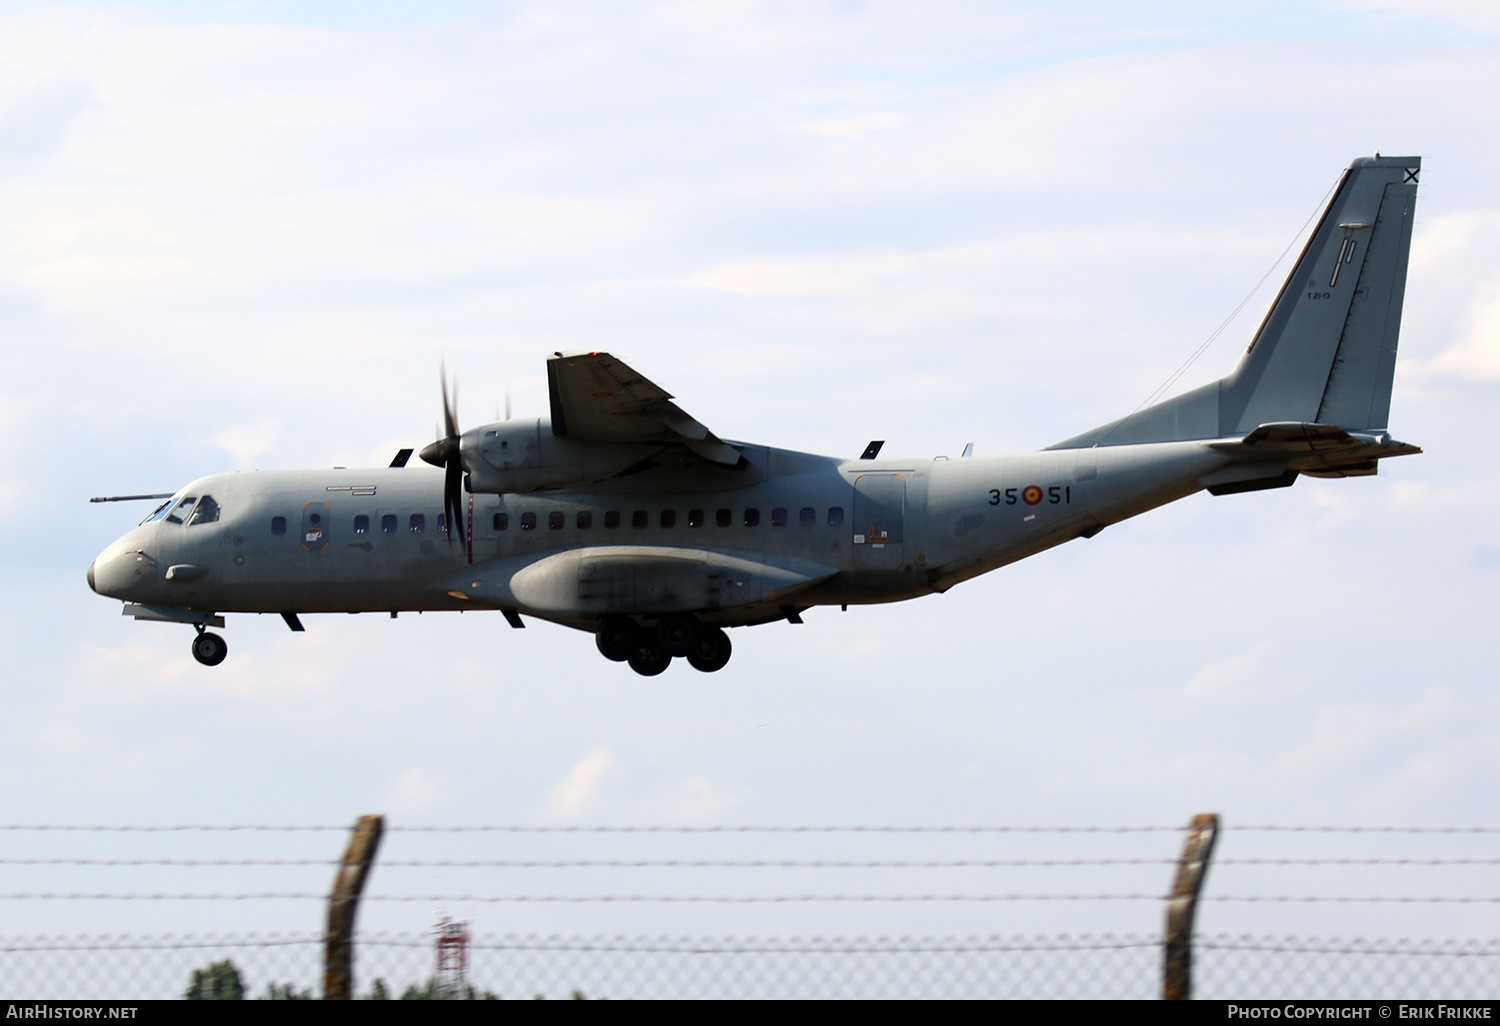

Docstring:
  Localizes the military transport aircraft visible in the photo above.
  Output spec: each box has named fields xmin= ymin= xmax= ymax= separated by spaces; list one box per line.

xmin=88 ymin=155 xmax=1423 ymax=675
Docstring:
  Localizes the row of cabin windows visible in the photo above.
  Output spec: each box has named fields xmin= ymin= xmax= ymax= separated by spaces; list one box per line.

xmin=493 ymin=507 xmax=844 ymax=532
xmin=270 ymin=514 xmax=449 ymax=535
xmin=269 ymin=507 xmax=846 ymax=536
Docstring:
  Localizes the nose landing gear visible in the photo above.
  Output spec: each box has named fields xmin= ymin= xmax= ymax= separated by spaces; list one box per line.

xmin=191 ymin=627 xmax=228 ymax=667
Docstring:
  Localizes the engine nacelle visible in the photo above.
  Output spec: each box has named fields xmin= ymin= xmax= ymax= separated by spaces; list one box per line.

xmin=460 ymin=418 xmax=657 ymax=494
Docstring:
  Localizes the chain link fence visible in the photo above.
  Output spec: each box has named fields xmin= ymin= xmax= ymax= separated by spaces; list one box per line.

xmin=5 ymin=931 xmax=1500 ymax=1000
xmin=5 ymin=820 xmax=1500 ymax=999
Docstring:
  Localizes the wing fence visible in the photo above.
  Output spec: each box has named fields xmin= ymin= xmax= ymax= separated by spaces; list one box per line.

xmin=2 ymin=819 xmax=1498 ymax=1000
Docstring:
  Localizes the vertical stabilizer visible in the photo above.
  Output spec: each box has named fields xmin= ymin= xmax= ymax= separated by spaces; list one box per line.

xmin=1050 ymin=155 xmax=1420 ymax=450
xmin=1221 ymin=155 xmax=1419 ymax=434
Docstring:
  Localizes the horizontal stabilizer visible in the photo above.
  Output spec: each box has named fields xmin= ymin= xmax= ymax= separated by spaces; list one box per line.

xmin=1204 ymin=420 xmax=1420 ymax=482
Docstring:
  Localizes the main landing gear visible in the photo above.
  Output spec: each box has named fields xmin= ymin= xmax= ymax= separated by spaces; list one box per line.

xmin=595 ymin=615 xmax=732 ymax=676
xmin=191 ymin=626 xmax=228 ymax=667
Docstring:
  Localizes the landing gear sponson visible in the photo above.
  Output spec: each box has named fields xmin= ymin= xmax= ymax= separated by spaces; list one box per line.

xmin=596 ymin=614 xmax=732 ymax=676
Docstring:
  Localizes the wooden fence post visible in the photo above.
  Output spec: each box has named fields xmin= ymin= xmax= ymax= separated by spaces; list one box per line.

xmin=1163 ymin=812 xmax=1219 ymax=1000
xmin=324 ymin=814 xmax=384 ymax=1000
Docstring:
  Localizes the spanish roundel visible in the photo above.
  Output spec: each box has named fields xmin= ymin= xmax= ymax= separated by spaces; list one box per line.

xmin=1022 ymin=485 xmax=1043 ymax=505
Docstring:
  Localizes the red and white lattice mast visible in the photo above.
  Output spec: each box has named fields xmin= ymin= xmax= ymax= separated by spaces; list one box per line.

xmin=433 ymin=910 xmax=473 ymax=1000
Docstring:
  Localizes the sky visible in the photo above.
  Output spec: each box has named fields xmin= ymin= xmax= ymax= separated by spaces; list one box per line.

xmin=3 ymin=0 xmax=1500 ymax=970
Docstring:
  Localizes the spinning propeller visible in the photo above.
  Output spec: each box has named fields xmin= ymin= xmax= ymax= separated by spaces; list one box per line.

xmin=418 ymin=365 xmax=465 ymax=542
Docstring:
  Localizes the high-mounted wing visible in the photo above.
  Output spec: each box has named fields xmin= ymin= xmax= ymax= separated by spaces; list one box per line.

xmin=547 ymin=352 xmax=741 ymax=465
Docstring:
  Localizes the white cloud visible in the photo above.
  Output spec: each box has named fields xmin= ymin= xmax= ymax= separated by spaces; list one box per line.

xmin=1268 ymin=688 xmax=1459 ymax=782
xmin=387 ymin=766 xmax=449 ymax=812
xmin=791 ymin=112 xmax=911 ymax=140
xmin=1424 ymin=277 xmax=1500 ymax=381
xmin=1335 ymin=0 xmax=1500 ymax=33
xmin=639 ymin=774 xmax=744 ymax=819
xmin=1183 ymin=642 xmax=1270 ymax=700
xmin=545 ymin=746 xmax=616 ymax=817
xmin=211 ymin=419 xmax=284 ymax=468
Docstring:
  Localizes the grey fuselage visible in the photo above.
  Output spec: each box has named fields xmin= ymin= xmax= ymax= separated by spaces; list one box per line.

xmin=89 ymin=431 xmax=1234 ymax=632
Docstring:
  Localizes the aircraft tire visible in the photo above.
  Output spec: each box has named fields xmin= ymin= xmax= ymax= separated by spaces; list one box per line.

xmin=595 ymin=616 xmax=640 ymax=662
xmin=628 ymin=642 xmax=671 ymax=677
xmin=686 ymin=627 xmax=732 ymax=673
xmin=656 ymin=613 xmax=701 ymax=658
xmin=192 ymin=632 xmax=228 ymax=667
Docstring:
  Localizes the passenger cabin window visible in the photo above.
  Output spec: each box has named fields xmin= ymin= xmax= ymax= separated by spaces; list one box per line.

xmin=186 ymin=496 xmax=220 ymax=527
xmin=521 ymin=512 xmax=537 ymax=530
xmin=382 ymin=514 xmax=397 ymax=534
xmin=165 ymin=497 xmax=197 ymax=524
xmin=716 ymin=509 xmax=732 ymax=527
xmin=437 ymin=514 xmax=448 ymax=533
xmin=577 ymin=511 xmax=593 ymax=529
xmin=271 ymin=516 xmax=287 ymax=535
xmin=604 ymin=510 xmax=620 ymax=529
xmin=771 ymin=507 xmax=788 ymax=527
xmin=353 ymin=515 xmax=370 ymax=534
xmin=800 ymin=507 xmax=816 ymax=527
xmin=688 ymin=509 xmax=704 ymax=528
xmin=660 ymin=510 xmax=677 ymax=529
xmin=632 ymin=510 xmax=648 ymax=529
xmin=548 ymin=511 xmax=564 ymax=530
xmin=744 ymin=508 xmax=760 ymax=527
xmin=493 ymin=512 xmax=509 ymax=531
xmin=828 ymin=506 xmax=844 ymax=526
xmin=409 ymin=514 xmax=425 ymax=533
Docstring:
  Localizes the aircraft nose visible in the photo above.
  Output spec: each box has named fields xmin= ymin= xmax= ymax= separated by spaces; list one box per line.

xmin=89 ymin=543 xmax=150 ymax=600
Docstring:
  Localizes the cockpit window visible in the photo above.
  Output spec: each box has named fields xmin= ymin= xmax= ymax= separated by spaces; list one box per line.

xmin=140 ymin=499 xmax=174 ymax=526
xmin=164 ymin=497 xmax=198 ymax=524
xmin=186 ymin=496 xmax=220 ymax=527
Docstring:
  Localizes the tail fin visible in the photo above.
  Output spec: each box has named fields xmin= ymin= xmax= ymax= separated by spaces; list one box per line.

xmin=1051 ymin=155 xmax=1420 ymax=449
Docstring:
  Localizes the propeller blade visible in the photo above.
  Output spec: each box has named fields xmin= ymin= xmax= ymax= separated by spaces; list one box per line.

xmin=440 ymin=362 xmax=459 ymax=440
xmin=425 ymin=361 xmax=466 ymax=542
xmin=444 ymin=459 xmax=464 ymax=542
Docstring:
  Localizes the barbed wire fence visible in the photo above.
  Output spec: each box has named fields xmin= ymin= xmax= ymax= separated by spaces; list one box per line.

xmin=3 ymin=816 xmax=1500 ymax=999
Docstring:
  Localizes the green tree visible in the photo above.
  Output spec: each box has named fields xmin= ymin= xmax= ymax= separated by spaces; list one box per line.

xmin=261 ymin=982 xmax=313 ymax=1000
xmin=365 ymin=978 xmax=390 ymax=1000
xmin=184 ymin=959 xmax=244 ymax=1000
xmin=399 ymin=978 xmax=500 ymax=1000
xmin=400 ymin=978 xmax=436 ymax=1000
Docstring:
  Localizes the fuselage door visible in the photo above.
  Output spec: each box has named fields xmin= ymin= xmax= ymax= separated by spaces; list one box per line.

xmin=301 ymin=502 xmax=331 ymax=552
xmin=853 ymin=473 xmax=904 ymax=570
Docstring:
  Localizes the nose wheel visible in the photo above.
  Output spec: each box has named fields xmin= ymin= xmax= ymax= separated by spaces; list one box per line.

xmin=191 ymin=629 xmax=228 ymax=667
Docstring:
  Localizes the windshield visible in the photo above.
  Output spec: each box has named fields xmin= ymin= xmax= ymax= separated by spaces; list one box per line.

xmin=139 ymin=499 xmax=173 ymax=525
xmin=141 ymin=491 xmax=188 ymax=526
xmin=164 ymin=497 xmax=197 ymax=525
